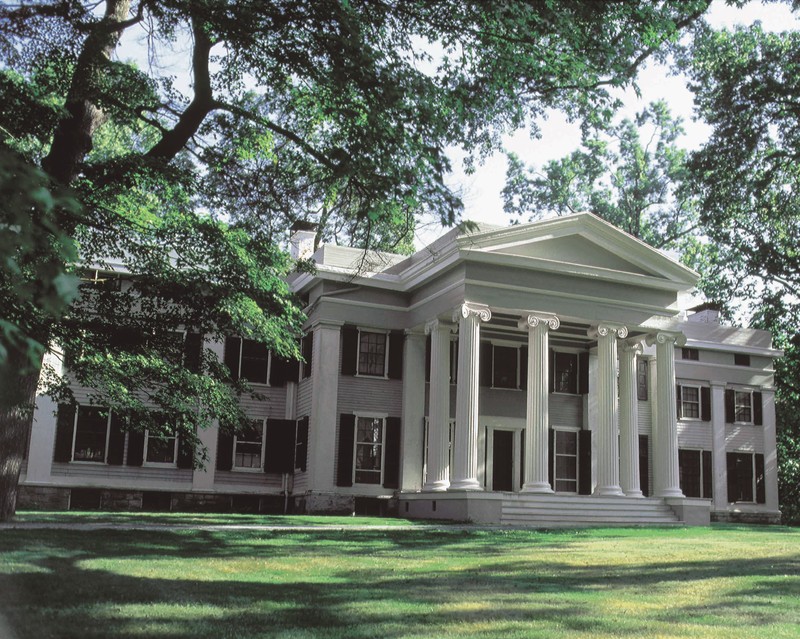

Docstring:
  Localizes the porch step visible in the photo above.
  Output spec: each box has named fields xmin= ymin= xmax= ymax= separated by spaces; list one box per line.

xmin=500 ymin=494 xmax=680 ymax=527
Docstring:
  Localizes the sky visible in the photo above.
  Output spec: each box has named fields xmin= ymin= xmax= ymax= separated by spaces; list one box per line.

xmin=413 ymin=0 xmax=800 ymax=249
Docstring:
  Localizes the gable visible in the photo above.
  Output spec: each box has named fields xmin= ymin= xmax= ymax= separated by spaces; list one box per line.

xmin=488 ymin=234 xmax=655 ymax=276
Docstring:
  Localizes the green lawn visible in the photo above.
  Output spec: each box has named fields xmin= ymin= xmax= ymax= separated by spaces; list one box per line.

xmin=1 ymin=519 xmax=798 ymax=638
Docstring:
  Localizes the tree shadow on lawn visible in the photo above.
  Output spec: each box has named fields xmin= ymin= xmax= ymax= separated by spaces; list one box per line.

xmin=1 ymin=528 xmax=798 ymax=638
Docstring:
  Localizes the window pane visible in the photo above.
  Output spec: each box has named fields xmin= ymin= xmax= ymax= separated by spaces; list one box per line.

xmin=554 ymin=352 xmax=578 ymax=394
xmin=682 ymin=386 xmax=700 ymax=419
xmin=234 ymin=421 xmax=264 ymax=468
xmin=355 ymin=417 xmax=383 ymax=484
xmin=555 ymin=479 xmax=577 ymax=492
xmin=493 ymin=345 xmax=518 ymax=389
xmin=734 ymin=391 xmax=752 ymax=422
xmin=556 ymin=455 xmax=577 ymax=478
xmin=556 ymin=431 xmax=577 ymax=455
xmin=146 ymin=435 xmax=176 ymax=464
xmin=240 ymin=339 xmax=269 ymax=384
xmin=358 ymin=332 xmax=386 ymax=376
xmin=637 ymin=359 xmax=648 ymax=400
xmin=73 ymin=407 xmax=109 ymax=462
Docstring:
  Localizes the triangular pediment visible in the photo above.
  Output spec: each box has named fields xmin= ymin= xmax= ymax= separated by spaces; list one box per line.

xmin=457 ymin=213 xmax=698 ymax=287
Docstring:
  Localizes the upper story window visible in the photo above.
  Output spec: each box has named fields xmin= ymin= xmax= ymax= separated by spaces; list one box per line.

xmin=636 ymin=358 xmax=648 ymax=401
xmin=681 ymin=347 xmax=699 ymax=361
xmin=225 ymin=337 xmax=271 ymax=384
xmin=734 ymin=391 xmax=752 ymax=423
xmin=79 ymin=269 xmax=121 ymax=292
xmin=553 ymin=351 xmax=578 ymax=394
xmin=734 ymin=353 xmax=751 ymax=367
xmin=677 ymin=385 xmax=710 ymax=421
xmin=72 ymin=406 xmax=111 ymax=462
xmin=358 ymin=330 xmax=388 ymax=377
xmin=724 ymin=388 xmax=763 ymax=425
xmin=493 ymin=344 xmax=519 ymax=389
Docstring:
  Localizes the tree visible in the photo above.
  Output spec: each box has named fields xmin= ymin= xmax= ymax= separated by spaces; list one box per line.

xmin=680 ymin=20 xmax=800 ymax=522
xmin=502 ymin=100 xmax=699 ymax=252
xmin=0 ymin=0 xmax=713 ymax=520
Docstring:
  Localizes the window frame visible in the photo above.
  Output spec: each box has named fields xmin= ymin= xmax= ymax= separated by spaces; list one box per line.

xmin=355 ymin=328 xmax=389 ymax=378
xmin=232 ymin=418 xmax=267 ymax=472
xmin=551 ymin=426 xmax=580 ymax=494
xmin=491 ymin=341 xmax=521 ymax=390
xmin=142 ymin=428 xmax=179 ymax=467
xmin=70 ymin=406 xmax=112 ymax=464
xmin=552 ymin=349 xmax=580 ymax=395
xmin=734 ymin=353 xmax=751 ymax=367
xmin=728 ymin=451 xmax=759 ymax=503
xmin=636 ymin=357 xmax=648 ymax=401
xmin=678 ymin=448 xmax=711 ymax=498
xmin=352 ymin=412 xmax=387 ymax=485
xmin=680 ymin=384 xmax=702 ymax=421
xmin=733 ymin=390 xmax=754 ymax=425
xmin=681 ymin=347 xmax=699 ymax=361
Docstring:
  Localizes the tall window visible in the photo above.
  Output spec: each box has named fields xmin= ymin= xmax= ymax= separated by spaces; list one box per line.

xmin=553 ymin=429 xmax=578 ymax=493
xmin=678 ymin=449 xmax=712 ymax=498
xmin=492 ymin=345 xmax=519 ymax=389
xmin=553 ymin=352 xmax=578 ymax=394
xmin=681 ymin=386 xmax=701 ymax=419
xmin=357 ymin=331 xmax=387 ymax=377
xmin=234 ymin=419 xmax=266 ymax=470
xmin=636 ymin=358 xmax=648 ymax=400
xmin=354 ymin=416 xmax=384 ymax=484
xmin=734 ymin=391 xmax=753 ymax=423
xmin=727 ymin=452 xmax=764 ymax=503
xmin=72 ymin=406 xmax=111 ymax=462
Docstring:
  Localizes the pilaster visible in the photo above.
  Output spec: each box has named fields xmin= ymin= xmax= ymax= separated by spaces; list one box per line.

xmin=761 ymin=388 xmax=780 ymax=512
xmin=518 ymin=312 xmax=559 ymax=493
xmin=619 ymin=340 xmax=643 ymax=497
xmin=710 ymin=381 xmax=728 ymax=510
xmin=450 ymin=302 xmax=490 ymax=491
xmin=589 ymin=323 xmax=627 ymax=497
xmin=401 ymin=329 xmax=427 ymax=491
xmin=423 ymin=320 xmax=454 ymax=491
xmin=26 ymin=345 xmax=64 ymax=483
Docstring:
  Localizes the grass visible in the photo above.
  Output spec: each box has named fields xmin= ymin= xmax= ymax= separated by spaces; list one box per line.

xmin=0 ymin=518 xmax=798 ymax=638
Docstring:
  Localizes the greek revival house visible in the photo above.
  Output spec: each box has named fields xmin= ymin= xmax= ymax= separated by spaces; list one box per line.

xmin=20 ymin=213 xmax=782 ymax=525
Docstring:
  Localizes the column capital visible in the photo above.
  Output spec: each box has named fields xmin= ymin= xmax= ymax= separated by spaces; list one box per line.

xmin=453 ymin=302 xmax=491 ymax=324
xmin=710 ymin=380 xmax=728 ymax=389
xmin=518 ymin=312 xmax=560 ymax=332
xmin=645 ymin=331 xmax=686 ymax=347
xmin=424 ymin=319 xmax=455 ymax=335
xmin=311 ymin=318 xmax=345 ymax=330
xmin=588 ymin=323 xmax=629 ymax=340
xmin=620 ymin=339 xmax=643 ymax=356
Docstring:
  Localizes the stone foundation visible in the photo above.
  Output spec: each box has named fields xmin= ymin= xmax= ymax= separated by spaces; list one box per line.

xmin=712 ymin=510 xmax=782 ymax=525
xmin=18 ymin=485 xmax=71 ymax=510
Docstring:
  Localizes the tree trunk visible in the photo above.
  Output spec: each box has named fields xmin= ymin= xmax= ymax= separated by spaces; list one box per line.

xmin=0 ymin=344 xmax=41 ymax=521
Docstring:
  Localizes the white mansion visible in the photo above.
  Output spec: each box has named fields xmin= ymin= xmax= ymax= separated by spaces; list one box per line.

xmin=20 ymin=213 xmax=782 ymax=525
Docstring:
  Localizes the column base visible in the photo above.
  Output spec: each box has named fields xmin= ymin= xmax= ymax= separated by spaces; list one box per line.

xmin=594 ymin=485 xmax=625 ymax=497
xmin=448 ymin=478 xmax=483 ymax=491
xmin=623 ymin=489 xmax=644 ymax=498
xmin=658 ymin=487 xmax=685 ymax=498
xmin=521 ymin=482 xmax=554 ymax=494
xmin=422 ymin=480 xmax=450 ymax=492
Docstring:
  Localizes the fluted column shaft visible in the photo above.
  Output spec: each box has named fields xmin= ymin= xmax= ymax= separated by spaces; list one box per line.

xmin=592 ymin=324 xmax=626 ymax=496
xmin=619 ymin=343 xmax=643 ymax=497
xmin=649 ymin=332 xmax=684 ymax=498
xmin=450 ymin=302 xmax=490 ymax=491
xmin=424 ymin=319 xmax=454 ymax=491
xmin=519 ymin=313 xmax=559 ymax=492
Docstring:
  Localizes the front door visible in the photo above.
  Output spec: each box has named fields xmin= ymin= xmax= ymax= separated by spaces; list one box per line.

xmin=492 ymin=429 xmax=514 ymax=492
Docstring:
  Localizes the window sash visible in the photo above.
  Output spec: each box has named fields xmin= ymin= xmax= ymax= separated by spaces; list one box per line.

xmin=72 ymin=407 xmax=110 ymax=463
xmin=234 ymin=420 xmax=266 ymax=469
xmin=492 ymin=345 xmax=518 ymax=389
xmin=354 ymin=416 xmax=384 ymax=484
xmin=144 ymin=430 xmax=177 ymax=465
xmin=636 ymin=358 xmax=648 ymax=401
xmin=734 ymin=391 xmax=753 ymax=423
xmin=239 ymin=339 xmax=270 ymax=384
xmin=681 ymin=386 xmax=701 ymax=419
xmin=553 ymin=429 xmax=578 ymax=493
xmin=553 ymin=352 xmax=578 ymax=394
xmin=679 ymin=449 xmax=703 ymax=498
xmin=357 ymin=331 xmax=387 ymax=377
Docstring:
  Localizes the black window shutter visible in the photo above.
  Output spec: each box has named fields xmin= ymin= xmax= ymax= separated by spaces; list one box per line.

xmin=224 ymin=336 xmax=241 ymax=381
xmin=295 ymin=416 xmax=309 ymax=471
xmin=270 ymin=355 xmax=299 ymax=387
xmin=184 ymin=332 xmax=202 ymax=373
xmin=424 ymin=335 xmax=431 ymax=382
xmin=701 ymin=387 xmax=711 ymax=422
xmin=755 ymin=453 xmax=766 ymax=504
xmin=127 ymin=430 xmax=145 ymax=467
xmin=388 ymin=331 xmax=404 ymax=380
xmin=702 ymin=450 xmax=713 ymax=499
xmin=549 ymin=349 xmax=555 ymax=393
xmin=302 ymin=333 xmax=313 ymax=379
xmin=579 ymin=351 xmax=589 ymax=395
xmin=216 ymin=428 xmax=234 ymax=471
xmin=639 ymin=435 xmax=649 ymax=497
xmin=676 ymin=385 xmax=682 ymax=419
xmin=337 ymin=414 xmax=356 ymax=486
xmin=726 ymin=453 xmax=738 ymax=502
xmin=578 ymin=429 xmax=592 ymax=495
xmin=264 ymin=419 xmax=296 ymax=473
xmin=107 ymin=412 xmax=126 ymax=465
xmin=753 ymin=392 xmax=763 ymax=425
xmin=53 ymin=404 xmax=76 ymax=462
xmin=725 ymin=389 xmax=735 ymax=423
xmin=547 ymin=428 xmax=554 ymax=489
xmin=519 ymin=346 xmax=528 ymax=390
xmin=519 ymin=429 xmax=526 ymax=487
xmin=479 ymin=342 xmax=492 ymax=387
xmin=383 ymin=416 xmax=401 ymax=489
xmin=176 ymin=434 xmax=194 ymax=469
xmin=341 ymin=327 xmax=358 ymax=376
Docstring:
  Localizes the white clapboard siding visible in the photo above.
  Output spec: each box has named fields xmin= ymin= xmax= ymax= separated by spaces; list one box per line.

xmin=725 ymin=425 xmax=765 ymax=453
xmin=51 ymin=461 xmax=192 ymax=484
xmin=337 ymin=376 xmax=403 ymax=416
xmin=297 ymin=378 xmax=312 ymax=418
xmin=678 ymin=422 xmax=713 ymax=449
xmin=214 ymin=470 xmax=284 ymax=492
xmin=550 ymin=394 xmax=583 ymax=427
xmin=637 ymin=398 xmax=652 ymax=436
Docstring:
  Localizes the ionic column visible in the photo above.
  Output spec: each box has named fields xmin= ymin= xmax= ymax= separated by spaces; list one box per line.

xmin=423 ymin=319 xmax=454 ymax=491
xmin=518 ymin=312 xmax=560 ymax=493
xmin=401 ymin=329 xmax=427 ymax=491
xmin=646 ymin=331 xmax=685 ymax=498
xmin=619 ymin=341 xmax=643 ymax=497
xmin=590 ymin=323 xmax=627 ymax=497
xmin=450 ymin=302 xmax=491 ymax=491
